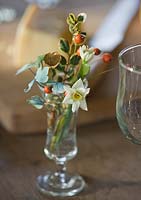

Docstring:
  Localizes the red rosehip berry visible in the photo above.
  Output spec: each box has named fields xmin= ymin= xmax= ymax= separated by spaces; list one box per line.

xmin=93 ymin=48 xmax=101 ymax=55
xmin=102 ymin=53 xmax=112 ymax=63
xmin=73 ymin=34 xmax=85 ymax=45
xmin=44 ymin=86 xmax=52 ymax=94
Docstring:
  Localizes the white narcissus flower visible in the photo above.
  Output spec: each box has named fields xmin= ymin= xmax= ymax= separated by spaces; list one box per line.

xmin=63 ymin=79 xmax=90 ymax=113
xmin=79 ymin=45 xmax=94 ymax=62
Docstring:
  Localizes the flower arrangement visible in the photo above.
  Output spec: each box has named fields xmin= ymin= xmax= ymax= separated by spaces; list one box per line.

xmin=16 ymin=12 xmax=111 ymax=112
xmin=16 ymin=13 xmax=111 ymax=150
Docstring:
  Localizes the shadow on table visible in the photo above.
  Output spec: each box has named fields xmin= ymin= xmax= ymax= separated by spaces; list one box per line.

xmin=75 ymin=175 xmax=141 ymax=199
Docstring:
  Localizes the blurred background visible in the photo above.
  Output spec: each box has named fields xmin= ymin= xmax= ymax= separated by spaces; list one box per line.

xmin=0 ymin=0 xmax=140 ymax=134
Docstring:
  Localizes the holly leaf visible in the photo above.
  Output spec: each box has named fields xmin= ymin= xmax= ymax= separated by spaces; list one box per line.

xmin=77 ymin=13 xmax=87 ymax=23
xmin=70 ymin=55 xmax=81 ymax=65
xmin=27 ymin=96 xmax=44 ymax=109
xmin=67 ymin=68 xmax=74 ymax=75
xmin=59 ymin=38 xmax=70 ymax=53
xmin=24 ymin=79 xmax=35 ymax=93
xmin=77 ymin=15 xmax=84 ymax=22
xmin=56 ymin=64 xmax=65 ymax=72
xmin=60 ymin=56 xmax=67 ymax=65
xmin=16 ymin=63 xmax=35 ymax=75
xmin=35 ymin=67 xmax=49 ymax=83
xmin=67 ymin=13 xmax=76 ymax=25
xmin=67 ymin=74 xmax=77 ymax=82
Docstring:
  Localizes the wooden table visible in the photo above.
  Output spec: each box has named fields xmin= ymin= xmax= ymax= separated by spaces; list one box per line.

xmin=1 ymin=120 xmax=141 ymax=200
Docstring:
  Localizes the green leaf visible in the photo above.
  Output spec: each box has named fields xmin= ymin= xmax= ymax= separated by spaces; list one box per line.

xmin=60 ymin=56 xmax=67 ymax=65
xmin=69 ymin=24 xmax=74 ymax=34
xmin=55 ymin=106 xmax=72 ymax=143
xmin=24 ymin=79 xmax=35 ymax=93
xmin=51 ymin=69 xmax=56 ymax=77
xmin=70 ymin=55 xmax=81 ymax=65
xmin=79 ymin=62 xmax=90 ymax=78
xmin=35 ymin=55 xmax=45 ymax=67
xmin=69 ymin=23 xmax=80 ymax=34
xmin=51 ymin=105 xmax=72 ymax=150
xmin=67 ymin=75 xmax=77 ymax=84
xmin=77 ymin=13 xmax=87 ymax=23
xmin=77 ymin=15 xmax=84 ymax=22
xmin=67 ymin=13 xmax=76 ymax=25
xmin=16 ymin=63 xmax=35 ymax=75
xmin=57 ymin=76 xmax=63 ymax=82
xmin=59 ymin=38 xmax=70 ymax=53
xmin=27 ymin=96 xmax=44 ymax=109
xmin=56 ymin=64 xmax=64 ymax=72
xmin=67 ymin=68 xmax=74 ymax=77
xmin=37 ymin=55 xmax=45 ymax=62
xmin=35 ymin=67 xmax=49 ymax=83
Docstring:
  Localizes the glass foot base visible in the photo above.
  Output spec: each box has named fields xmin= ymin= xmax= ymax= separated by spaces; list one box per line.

xmin=37 ymin=171 xmax=85 ymax=197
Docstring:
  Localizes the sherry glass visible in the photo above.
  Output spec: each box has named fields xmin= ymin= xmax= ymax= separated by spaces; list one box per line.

xmin=116 ymin=44 xmax=141 ymax=144
xmin=36 ymin=95 xmax=85 ymax=197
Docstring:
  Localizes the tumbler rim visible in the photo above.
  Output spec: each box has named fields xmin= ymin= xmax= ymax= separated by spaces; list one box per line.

xmin=119 ymin=43 xmax=141 ymax=74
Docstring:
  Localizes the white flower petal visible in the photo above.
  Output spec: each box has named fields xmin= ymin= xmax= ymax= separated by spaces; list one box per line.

xmin=81 ymin=45 xmax=87 ymax=51
xmin=77 ymin=87 xmax=90 ymax=97
xmin=85 ymin=52 xmax=94 ymax=62
xmin=72 ymin=103 xmax=76 ymax=113
xmin=72 ymin=101 xmax=80 ymax=112
xmin=64 ymin=85 xmax=75 ymax=96
xmin=80 ymin=45 xmax=87 ymax=60
xmin=72 ymin=79 xmax=84 ymax=89
xmin=84 ymin=88 xmax=90 ymax=96
xmin=63 ymin=85 xmax=71 ymax=91
xmin=66 ymin=99 xmax=73 ymax=104
xmin=63 ymin=79 xmax=89 ymax=112
xmin=84 ymin=52 xmax=89 ymax=57
xmin=80 ymin=99 xmax=88 ymax=111
xmin=77 ymin=88 xmax=86 ymax=95
xmin=63 ymin=94 xmax=73 ymax=104
xmin=88 ymin=47 xmax=94 ymax=53
xmin=83 ymin=78 xmax=88 ymax=88
xmin=80 ymin=47 xmax=84 ymax=59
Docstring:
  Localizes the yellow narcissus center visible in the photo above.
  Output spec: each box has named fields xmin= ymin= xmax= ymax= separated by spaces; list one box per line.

xmin=72 ymin=91 xmax=83 ymax=101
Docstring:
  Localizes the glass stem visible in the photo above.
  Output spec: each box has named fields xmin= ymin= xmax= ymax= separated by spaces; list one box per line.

xmin=55 ymin=162 xmax=67 ymax=185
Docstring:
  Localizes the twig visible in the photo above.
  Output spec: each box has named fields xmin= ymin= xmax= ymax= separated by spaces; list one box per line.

xmin=97 ymin=67 xmax=115 ymax=76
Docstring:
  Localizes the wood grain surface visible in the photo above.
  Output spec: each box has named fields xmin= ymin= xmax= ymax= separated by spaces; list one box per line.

xmin=1 ymin=120 xmax=141 ymax=200
xmin=0 ymin=1 xmax=140 ymax=133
